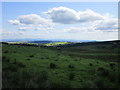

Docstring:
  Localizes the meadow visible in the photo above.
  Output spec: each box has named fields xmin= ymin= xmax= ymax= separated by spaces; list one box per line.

xmin=2 ymin=40 xmax=120 ymax=88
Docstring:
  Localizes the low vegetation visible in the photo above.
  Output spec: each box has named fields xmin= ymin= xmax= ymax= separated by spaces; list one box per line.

xmin=2 ymin=40 xmax=120 ymax=88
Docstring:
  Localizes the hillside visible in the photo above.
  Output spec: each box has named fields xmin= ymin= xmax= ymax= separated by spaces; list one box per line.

xmin=2 ymin=40 xmax=120 ymax=88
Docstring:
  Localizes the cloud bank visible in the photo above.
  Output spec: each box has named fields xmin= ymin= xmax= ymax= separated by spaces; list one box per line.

xmin=44 ymin=7 xmax=104 ymax=24
xmin=8 ymin=6 xmax=118 ymax=32
xmin=8 ymin=14 xmax=53 ymax=30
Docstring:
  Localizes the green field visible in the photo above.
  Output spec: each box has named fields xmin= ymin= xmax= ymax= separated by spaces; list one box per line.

xmin=45 ymin=42 xmax=71 ymax=46
xmin=2 ymin=41 xmax=120 ymax=88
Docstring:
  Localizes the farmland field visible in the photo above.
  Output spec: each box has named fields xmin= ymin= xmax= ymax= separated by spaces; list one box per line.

xmin=2 ymin=40 xmax=120 ymax=88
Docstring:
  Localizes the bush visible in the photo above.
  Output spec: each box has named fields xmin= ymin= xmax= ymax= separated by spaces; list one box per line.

xmin=69 ymin=73 xmax=75 ymax=80
xmin=95 ymin=79 xmax=105 ymax=88
xmin=29 ymin=55 xmax=34 ymax=57
xmin=41 ymin=57 xmax=45 ymax=59
xmin=58 ymin=54 xmax=61 ymax=56
xmin=57 ymin=48 xmax=61 ymax=50
xmin=82 ymin=81 xmax=97 ymax=88
xmin=4 ymin=50 xmax=9 ymax=53
xmin=94 ymin=78 xmax=113 ymax=88
xmin=2 ymin=56 xmax=7 ymax=60
xmin=13 ymin=59 xmax=17 ymax=64
xmin=89 ymin=63 xmax=93 ymax=66
xmin=39 ymin=71 xmax=48 ymax=81
xmin=36 ymin=71 xmax=49 ymax=88
xmin=46 ymin=57 xmax=49 ymax=59
xmin=13 ymin=59 xmax=26 ymax=68
xmin=8 ymin=64 xmax=19 ymax=72
xmin=96 ymin=61 xmax=99 ymax=64
xmin=27 ymin=58 xmax=30 ymax=60
xmin=54 ymin=59 xmax=58 ymax=61
xmin=13 ymin=51 xmax=17 ymax=53
xmin=109 ymin=63 xmax=116 ymax=69
xmin=50 ymin=63 xmax=56 ymax=69
xmin=97 ymin=67 xmax=109 ymax=77
xmin=2 ymin=56 xmax=9 ymax=62
xmin=68 ymin=64 xmax=75 ymax=69
xmin=74 ymin=59 xmax=78 ymax=61
xmin=17 ymin=62 xmax=26 ymax=68
xmin=50 ymin=80 xmax=70 ymax=88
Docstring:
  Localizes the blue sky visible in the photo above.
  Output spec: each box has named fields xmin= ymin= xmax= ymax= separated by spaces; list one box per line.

xmin=2 ymin=2 xmax=118 ymax=41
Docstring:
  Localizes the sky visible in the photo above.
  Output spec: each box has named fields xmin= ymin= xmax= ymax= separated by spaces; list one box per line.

xmin=2 ymin=2 xmax=118 ymax=41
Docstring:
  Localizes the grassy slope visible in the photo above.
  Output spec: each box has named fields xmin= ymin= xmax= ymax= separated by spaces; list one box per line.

xmin=56 ymin=44 xmax=119 ymax=62
xmin=45 ymin=42 xmax=71 ymax=46
xmin=2 ymin=41 xmax=120 ymax=88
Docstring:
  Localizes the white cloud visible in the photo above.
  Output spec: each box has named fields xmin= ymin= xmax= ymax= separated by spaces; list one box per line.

xmin=18 ymin=14 xmax=52 ymax=25
xmin=8 ymin=7 xmax=118 ymax=33
xmin=93 ymin=18 xmax=118 ymax=31
xmin=8 ymin=14 xmax=53 ymax=31
xmin=63 ymin=26 xmax=97 ymax=33
xmin=19 ymin=27 xmax=28 ymax=30
xmin=44 ymin=7 xmax=118 ymax=32
xmin=2 ymin=31 xmax=24 ymax=35
xmin=34 ymin=27 xmax=52 ymax=30
xmin=78 ymin=9 xmax=103 ymax=22
xmin=44 ymin=7 xmax=80 ymax=24
xmin=44 ymin=7 xmax=108 ymax=24
xmin=63 ymin=18 xmax=118 ymax=33
xmin=63 ymin=27 xmax=86 ymax=33
xmin=8 ymin=20 xmax=22 ymax=25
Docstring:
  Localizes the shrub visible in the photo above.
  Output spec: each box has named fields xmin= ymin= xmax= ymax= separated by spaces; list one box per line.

xmin=41 ymin=57 xmax=45 ymax=59
xmin=50 ymin=80 xmax=70 ymax=88
xmin=40 ymin=71 xmax=48 ymax=81
xmin=89 ymin=63 xmax=93 ymax=66
xmin=13 ymin=59 xmax=26 ymax=68
xmin=6 ymin=59 xmax=10 ymax=62
xmin=58 ymin=54 xmax=60 ymax=56
xmin=29 ymin=55 xmax=34 ymax=57
xmin=45 ymin=57 xmax=49 ymax=59
xmin=68 ymin=64 xmax=75 ymax=69
xmin=2 ymin=56 xmax=9 ymax=62
xmin=97 ymin=67 xmax=104 ymax=72
xmin=13 ymin=59 xmax=17 ymax=64
xmin=17 ymin=62 xmax=26 ymax=68
xmin=95 ymin=79 xmax=105 ymax=88
xmin=96 ymin=61 xmax=99 ymax=64
xmin=94 ymin=78 xmax=113 ymax=88
xmin=50 ymin=63 xmax=56 ymax=69
xmin=57 ymin=48 xmax=61 ymax=50
xmin=69 ymin=73 xmax=75 ymax=80
xmin=2 ymin=56 xmax=7 ymax=60
xmin=54 ymin=59 xmax=58 ymax=61
xmin=108 ymin=72 xmax=118 ymax=83
xmin=27 ymin=58 xmax=30 ymax=60
xmin=4 ymin=50 xmax=9 ymax=53
xmin=13 ymin=51 xmax=17 ymax=53
xmin=8 ymin=64 xmax=18 ymax=72
xmin=82 ymin=81 xmax=96 ymax=88
xmin=109 ymin=63 xmax=115 ymax=69
xmin=74 ymin=59 xmax=78 ymax=61
xmin=80 ymin=79 xmax=83 ymax=82
xmin=97 ymin=67 xmax=109 ymax=77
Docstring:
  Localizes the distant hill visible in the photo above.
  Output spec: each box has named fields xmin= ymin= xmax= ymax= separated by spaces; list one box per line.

xmin=1 ymin=38 xmax=96 ymax=43
xmin=28 ymin=41 xmax=53 ymax=44
xmin=52 ymin=40 xmax=120 ymax=47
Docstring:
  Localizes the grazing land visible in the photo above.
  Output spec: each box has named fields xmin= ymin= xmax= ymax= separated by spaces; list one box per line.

xmin=2 ymin=40 xmax=120 ymax=88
